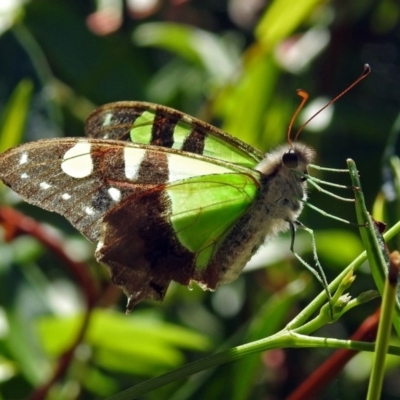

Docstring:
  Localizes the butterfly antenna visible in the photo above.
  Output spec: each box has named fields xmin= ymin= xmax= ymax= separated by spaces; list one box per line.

xmin=287 ymin=89 xmax=309 ymax=147
xmin=293 ymin=63 xmax=371 ymax=142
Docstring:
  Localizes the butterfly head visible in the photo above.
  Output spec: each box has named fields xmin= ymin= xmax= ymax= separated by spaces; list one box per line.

xmin=256 ymin=142 xmax=315 ymax=179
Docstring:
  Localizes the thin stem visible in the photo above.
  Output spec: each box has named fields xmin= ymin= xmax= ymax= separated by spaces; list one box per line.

xmin=105 ymin=329 xmax=400 ymax=400
xmin=366 ymin=252 xmax=400 ymax=400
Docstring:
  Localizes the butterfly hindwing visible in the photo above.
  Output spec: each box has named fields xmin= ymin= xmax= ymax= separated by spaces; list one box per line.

xmin=85 ymin=101 xmax=264 ymax=168
xmin=96 ymin=172 xmax=259 ymax=308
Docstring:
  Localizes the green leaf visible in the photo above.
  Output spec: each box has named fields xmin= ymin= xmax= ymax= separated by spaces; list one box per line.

xmin=80 ymin=366 xmax=118 ymax=397
xmin=0 ymin=79 xmax=33 ymax=153
xmin=133 ymin=23 xmax=239 ymax=82
xmin=4 ymin=309 xmax=51 ymax=385
xmin=314 ymin=229 xmax=364 ymax=267
xmin=37 ymin=310 xmax=212 ymax=375
xmin=214 ymin=56 xmax=282 ymax=149
xmin=255 ymin=0 xmax=322 ymax=49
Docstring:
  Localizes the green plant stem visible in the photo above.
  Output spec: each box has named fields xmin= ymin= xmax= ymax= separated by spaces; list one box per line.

xmin=367 ymin=253 xmax=399 ymax=400
xmin=286 ymin=251 xmax=363 ymax=329
xmin=347 ymin=159 xmax=400 ymax=335
xmin=106 ymin=328 xmax=400 ymax=400
xmin=347 ymin=158 xmax=400 ymax=399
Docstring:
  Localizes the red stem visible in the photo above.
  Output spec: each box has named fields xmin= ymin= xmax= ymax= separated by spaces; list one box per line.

xmin=0 ymin=206 xmax=100 ymax=400
xmin=286 ymin=308 xmax=379 ymax=400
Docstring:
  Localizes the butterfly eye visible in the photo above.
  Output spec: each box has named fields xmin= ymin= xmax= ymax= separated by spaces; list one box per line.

xmin=282 ymin=150 xmax=298 ymax=168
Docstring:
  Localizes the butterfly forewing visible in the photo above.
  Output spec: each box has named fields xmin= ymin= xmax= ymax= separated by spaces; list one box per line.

xmin=85 ymin=101 xmax=264 ymax=168
xmin=0 ymin=138 xmax=259 ymax=243
xmin=0 ymin=139 xmax=128 ymax=240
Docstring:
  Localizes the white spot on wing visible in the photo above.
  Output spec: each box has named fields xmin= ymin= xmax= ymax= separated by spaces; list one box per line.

xmin=103 ymin=113 xmax=113 ymax=127
xmin=62 ymin=141 xmax=93 ymax=178
xmin=124 ymin=147 xmax=146 ymax=179
xmin=95 ymin=237 xmax=104 ymax=252
xmin=84 ymin=206 xmax=95 ymax=215
xmin=108 ymin=187 xmax=121 ymax=202
xmin=21 ymin=173 xmax=29 ymax=179
xmin=100 ymin=113 xmax=113 ymax=138
xmin=62 ymin=193 xmax=71 ymax=200
xmin=40 ymin=182 xmax=51 ymax=190
xmin=166 ymin=153 xmax=232 ymax=181
xmin=19 ymin=153 xmax=28 ymax=165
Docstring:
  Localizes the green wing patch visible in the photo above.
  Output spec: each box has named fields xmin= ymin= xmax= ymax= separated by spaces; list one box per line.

xmin=131 ymin=109 xmax=261 ymax=168
xmin=85 ymin=102 xmax=264 ymax=168
xmin=166 ymin=173 xmax=259 ymax=269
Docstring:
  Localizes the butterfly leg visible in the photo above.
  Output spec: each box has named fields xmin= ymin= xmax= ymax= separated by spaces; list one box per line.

xmin=288 ymin=220 xmax=332 ymax=309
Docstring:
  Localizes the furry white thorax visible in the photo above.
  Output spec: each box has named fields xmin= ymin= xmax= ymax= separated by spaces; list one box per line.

xmin=217 ymin=142 xmax=315 ymax=284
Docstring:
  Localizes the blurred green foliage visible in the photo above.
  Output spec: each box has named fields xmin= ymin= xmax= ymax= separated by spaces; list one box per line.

xmin=1 ymin=0 xmax=400 ymax=399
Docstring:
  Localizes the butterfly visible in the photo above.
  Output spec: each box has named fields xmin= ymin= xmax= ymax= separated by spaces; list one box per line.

xmin=0 ymin=101 xmax=315 ymax=312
